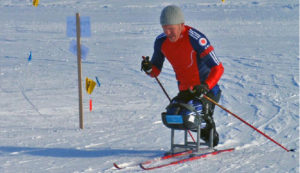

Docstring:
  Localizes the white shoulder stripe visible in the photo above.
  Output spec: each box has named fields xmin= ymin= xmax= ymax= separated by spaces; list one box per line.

xmin=210 ymin=51 xmax=220 ymax=65
xmin=157 ymin=33 xmax=166 ymax=40
xmin=189 ymin=29 xmax=201 ymax=40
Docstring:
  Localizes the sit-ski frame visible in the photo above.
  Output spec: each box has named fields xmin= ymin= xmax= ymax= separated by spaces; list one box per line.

xmin=168 ymin=113 xmax=215 ymax=155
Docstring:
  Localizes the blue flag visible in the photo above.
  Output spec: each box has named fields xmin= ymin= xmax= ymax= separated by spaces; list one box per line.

xmin=96 ymin=76 xmax=101 ymax=87
xmin=28 ymin=51 xmax=32 ymax=62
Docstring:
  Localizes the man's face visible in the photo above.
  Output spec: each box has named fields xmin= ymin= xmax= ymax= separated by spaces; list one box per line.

xmin=162 ymin=24 xmax=184 ymax=42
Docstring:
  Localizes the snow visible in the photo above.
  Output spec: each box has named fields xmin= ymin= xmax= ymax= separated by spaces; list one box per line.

xmin=0 ymin=0 xmax=299 ymax=172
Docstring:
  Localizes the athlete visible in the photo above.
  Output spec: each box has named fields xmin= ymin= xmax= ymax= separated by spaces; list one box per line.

xmin=141 ymin=5 xmax=224 ymax=146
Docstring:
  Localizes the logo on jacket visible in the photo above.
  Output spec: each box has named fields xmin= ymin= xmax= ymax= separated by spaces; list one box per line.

xmin=199 ymin=38 xmax=207 ymax=46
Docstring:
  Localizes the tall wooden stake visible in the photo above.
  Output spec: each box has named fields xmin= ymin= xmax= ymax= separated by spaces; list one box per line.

xmin=76 ymin=13 xmax=84 ymax=129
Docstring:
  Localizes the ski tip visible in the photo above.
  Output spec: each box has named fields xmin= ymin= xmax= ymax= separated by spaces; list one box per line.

xmin=139 ymin=163 xmax=145 ymax=170
xmin=113 ymin=163 xmax=122 ymax=169
xmin=139 ymin=163 xmax=149 ymax=170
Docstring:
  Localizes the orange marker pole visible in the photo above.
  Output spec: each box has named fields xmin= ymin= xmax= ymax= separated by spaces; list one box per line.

xmin=89 ymin=99 xmax=92 ymax=111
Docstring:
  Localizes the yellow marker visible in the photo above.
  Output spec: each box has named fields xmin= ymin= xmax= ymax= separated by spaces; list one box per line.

xmin=222 ymin=0 xmax=225 ymax=2
xmin=85 ymin=77 xmax=96 ymax=95
xmin=33 ymin=0 xmax=39 ymax=7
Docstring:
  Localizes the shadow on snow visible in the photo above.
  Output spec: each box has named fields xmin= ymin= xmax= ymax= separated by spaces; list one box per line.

xmin=0 ymin=146 xmax=163 ymax=158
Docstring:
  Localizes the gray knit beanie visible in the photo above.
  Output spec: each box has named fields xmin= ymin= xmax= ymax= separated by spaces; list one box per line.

xmin=160 ymin=5 xmax=184 ymax=26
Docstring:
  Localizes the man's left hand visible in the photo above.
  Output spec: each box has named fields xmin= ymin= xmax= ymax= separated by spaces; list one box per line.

xmin=193 ymin=83 xmax=209 ymax=98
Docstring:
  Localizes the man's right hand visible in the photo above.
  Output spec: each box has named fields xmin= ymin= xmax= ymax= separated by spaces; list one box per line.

xmin=141 ymin=56 xmax=152 ymax=74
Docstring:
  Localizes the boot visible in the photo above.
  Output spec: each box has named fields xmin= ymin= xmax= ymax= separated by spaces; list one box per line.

xmin=201 ymin=116 xmax=219 ymax=147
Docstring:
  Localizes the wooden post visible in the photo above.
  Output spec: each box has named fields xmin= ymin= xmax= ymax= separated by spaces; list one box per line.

xmin=76 ymin=13 xmax=84 ymax=129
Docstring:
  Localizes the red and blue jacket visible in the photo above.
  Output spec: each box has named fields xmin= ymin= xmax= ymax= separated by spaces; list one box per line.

xmin=149 ymin=25 xmax=224 ymax=95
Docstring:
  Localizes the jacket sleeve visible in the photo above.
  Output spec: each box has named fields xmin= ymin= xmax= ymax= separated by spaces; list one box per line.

xmin=199 ymin=48 xmax=224 ymax=89
xmin=189 ymin=28 xmax=224 ymax=89
xmin=149 ymin=34 xmax=166 ymax=77
xmin=199 ymin=46 xmax=224 ymax=89
xmin=205 ymin=62 xmax=224 ymax=89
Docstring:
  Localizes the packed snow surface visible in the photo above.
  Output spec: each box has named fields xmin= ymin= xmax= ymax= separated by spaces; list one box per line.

xmin=0 ymin=0 xmax=298 ymax=172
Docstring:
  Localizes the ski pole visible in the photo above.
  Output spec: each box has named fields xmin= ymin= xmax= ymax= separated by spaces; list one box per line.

xmin=154 ymin=75 xmax=196 ymax=143
xmin=142 ymin=56 xmax=172 ymax=101
xmin=142 ymin=56 xmax=196 ymax=143
xmin=153 ymin=75 xmax=172 ymax=102
xmin=203 ymin=95 xmax=295 ymax=152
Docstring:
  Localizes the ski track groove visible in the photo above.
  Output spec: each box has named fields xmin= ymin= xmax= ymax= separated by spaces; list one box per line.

xmin=0 ymin=1 xmax=298 ymax=172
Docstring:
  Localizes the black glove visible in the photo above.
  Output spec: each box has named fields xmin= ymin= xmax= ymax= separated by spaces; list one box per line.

xmin=193 ymin=83 xmax=209 ymax=98
xmin=141 ymin=56 xmax=152 ymax=74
